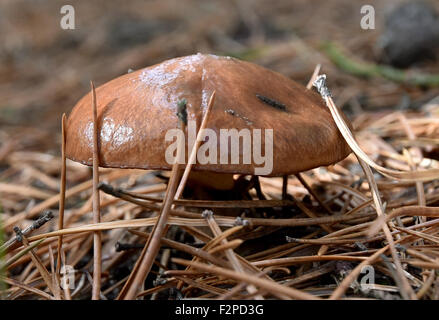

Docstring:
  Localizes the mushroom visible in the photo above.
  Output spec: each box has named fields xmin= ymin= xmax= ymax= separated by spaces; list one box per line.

xmin=65 ymin=53 xmax=351 ymax=200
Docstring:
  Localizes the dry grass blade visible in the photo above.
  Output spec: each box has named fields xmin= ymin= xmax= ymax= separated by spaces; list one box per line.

xmin=119 ymin=118 xmax=186 ymax=300
xmin=314 ymin=74 xmax=417 ymax=299
xmin=0 ymin=183 xmax=54 ymax=200
xmin=16 ymin=231 xmax=56 ymax=296
xmin=357 ymin=156 xmax=416 ymax=299
xmin=202 ymin=210 xmax=263 ymax=299
xmin=121 ymin=92 xmax=216 ymax=300
xmin=253 ymin=255 xmax=366 ymax=268
xmin=393 ymin=226 xmax=439 ymax=245
xmin=111 ymin=191 xmax=296 ymax=208
xmin=48 ymin=245 xmax=61 ymax=299
xmin=329 ymin=244 xmax=391 ymax=299
xmin=416 ymin=270 xmax=436 ymax=299
xmin=90 ymin=81 xmax=102 ymax=300
xmin=306 ymin=64 xmax=321 ymax=89
xmin=208 ymin=239 xmax=243 ymax=254
xmin=368 ymin=206 xmax=439 ymax=237
xmin=60 ymin=248 xmax=71 ymax=300
xmin=174 ymin=91 xmax=216 ymax=200
xmin=119 ymin=96 xmax=202 ymax=299
xmin=314 ymin=75 xmax=439 ymax=182
xmin=129 ymin=230 xmax=230 ymax=268
xmin=22 ymin=212 xmax=383 ymax=243
xmin=172 ymin=258 xmax=318 ymax=300
xmin=1 ymin=238 xmax=46 ymax=269
xmin=398 ymin=113 xmax=426 ymax=208
xmin=1 ymin=211 xmax=53 ymax=252
xmin=1 ymin=277 xmax=55 ymax=300
xmin=3 ymin=170 xmax=132 ymax=230
xmin=56 ymin=113 xmax=67 ymax=276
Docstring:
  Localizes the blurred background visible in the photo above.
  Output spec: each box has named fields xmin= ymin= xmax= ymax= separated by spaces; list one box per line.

xmin=1 ymin=0 xmax=439 ymax=155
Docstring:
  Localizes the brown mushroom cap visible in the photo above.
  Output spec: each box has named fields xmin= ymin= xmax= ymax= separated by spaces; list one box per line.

xmin=66 ymin=53 xmax=351 ymax=176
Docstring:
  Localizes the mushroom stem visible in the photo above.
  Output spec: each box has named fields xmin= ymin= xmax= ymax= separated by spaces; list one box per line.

xmin=281 ymin=175 xmax=288 ymax=199
xmin=186 ymin=171 xmax=235 ymax=191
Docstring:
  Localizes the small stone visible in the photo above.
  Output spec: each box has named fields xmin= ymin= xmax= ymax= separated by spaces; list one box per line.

xmin=378 ymin=1 xmax=439 ymax=68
